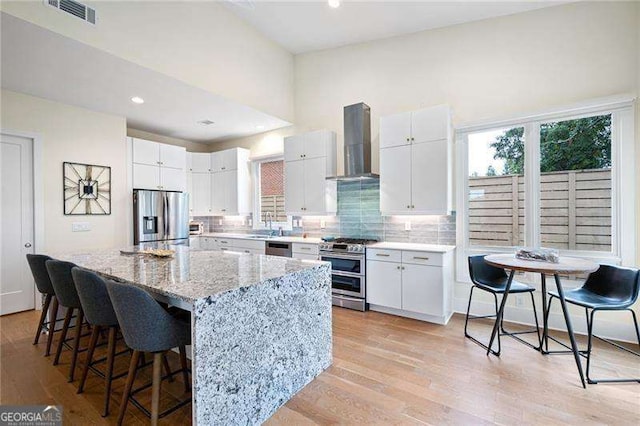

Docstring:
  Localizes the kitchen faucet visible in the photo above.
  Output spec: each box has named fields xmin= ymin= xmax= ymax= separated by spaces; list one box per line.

xmin=264 ymin=211 xmax=274 ymax=235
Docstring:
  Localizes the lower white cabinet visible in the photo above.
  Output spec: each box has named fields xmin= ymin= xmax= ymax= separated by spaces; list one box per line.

xmin=366 ymin=247 xmax=454 ymax=324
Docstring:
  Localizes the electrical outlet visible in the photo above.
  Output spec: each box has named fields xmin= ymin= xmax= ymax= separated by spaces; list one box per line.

xmin=320 ymin=220 xmax=326 ymax=229
xmin=72 ymin=222 xmax=90 ymax=232
xmin=515 ymin=295 xmax=524 ymax=307
xmin=218 ymin=219 xmax=223 ymax=226
xmin=404 ymin=221 xmax=412 ymax=231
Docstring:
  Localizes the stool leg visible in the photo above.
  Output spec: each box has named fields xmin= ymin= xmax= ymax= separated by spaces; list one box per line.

xmin=45 ymin=297 xmax=59 ymax=357
xmin=77 ymin=325 xmax=100 ymax=393
xmin=179 ymin=346 xmax=190 ymax=392
xmin=34 ymin=294 xmax=52 ymax=345
xmin=68 ymin=309 xmax=84 ymax=382
xmin=53 ymin=307 xmax=73 ymax=366
xmin=162 ymin=353 xmax=174 ymax=382
xmin=103 ymin=326 xmax=117 ymax=417
xmin=151 ymin=352 xmax=163 ymax=426
xmin=117 ymin=350 xmax=140 ymax=426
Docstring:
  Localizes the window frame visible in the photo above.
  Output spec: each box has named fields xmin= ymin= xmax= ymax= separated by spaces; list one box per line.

xmin=251 ymin=155 xmax=292 ymax=231
xmin=455 ymin=96 xmax=636 ymax=282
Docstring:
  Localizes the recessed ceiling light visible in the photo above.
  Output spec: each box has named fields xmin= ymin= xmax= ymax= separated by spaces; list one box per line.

xmin=198 ymin=120 xmax=215 ymax=126
xmin=130 ymin=96 xmax=144 ymax=104
xmin=328 ymin=0 xmax=340 ymax=9
xmin=256 ymin=125 xmax=265 ymax=130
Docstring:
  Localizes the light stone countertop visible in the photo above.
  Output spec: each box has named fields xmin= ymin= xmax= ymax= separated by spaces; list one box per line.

xmin=369 ymin=241 xmax=456 ymax=253
xmin=199 ymin=232 xmax=323 ymax=244
xmin=53 ymin=244 xmax=327 ymax=304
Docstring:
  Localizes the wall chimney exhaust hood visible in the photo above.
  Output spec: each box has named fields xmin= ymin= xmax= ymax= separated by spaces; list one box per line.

xmin=327 ymin=102 xmax=379 ymax=181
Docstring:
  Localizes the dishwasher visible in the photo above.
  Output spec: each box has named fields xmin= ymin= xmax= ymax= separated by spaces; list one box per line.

xmin=265 ymin=241 xmax=292 ymax=257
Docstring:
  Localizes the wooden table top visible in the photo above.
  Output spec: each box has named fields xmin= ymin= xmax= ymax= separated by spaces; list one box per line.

xmin=484 ymin=254 xmax=600 ymax=275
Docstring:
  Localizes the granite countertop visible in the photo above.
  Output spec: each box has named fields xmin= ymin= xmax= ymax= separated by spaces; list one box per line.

xmin=53 ymin=244 xmax=327 ymax=304
xmin=199 ymin=232 xmax=323 ymax=244
xmin=369 ymin=241 xmax=456 ymax=253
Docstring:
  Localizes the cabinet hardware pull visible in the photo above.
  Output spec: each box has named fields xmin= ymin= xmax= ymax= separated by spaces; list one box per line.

xmin=396 ymin=266 xmax=401 ymax=269
xmin=220 ymin=241 xmax=228 ymax=244
xmin=411 ymin=205 xmax=415 ymax=208
xmin=376 ymin=254 xmax=390 ymax=257
xmin=301 ymin=247 xmax=311 ymax=250
xmin=406 ymin=137 xmax=410 ymax=142
xmin=220 ymin=248 xmax=228 ymax=251
xmin=402 ymin=266 xmax=405 ymax=270
xmin=406 ymin=205 xmax=410 ymax=208
xmin=244 ymin=250 xmax=250 ymax=253
xmin=413 ymin=257 xmax=430 ymax=260
xmin=411 ymin=137 xmax=415 ymax=141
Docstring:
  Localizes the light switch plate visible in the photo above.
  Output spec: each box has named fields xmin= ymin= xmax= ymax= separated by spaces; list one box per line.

xmin=320 ymin=220 xmax=326 ymax=229
xmin=404 ymin=221 xmax=412 ymax=231
xmin=72 ymin=222 xmax=91 ymax=232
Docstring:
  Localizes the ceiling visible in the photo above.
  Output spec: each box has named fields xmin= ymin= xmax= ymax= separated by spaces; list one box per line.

xmin=226 ymin=1 xmax=568 ymax=54
xmin=0 ymin=13 xmax=290 ymax=143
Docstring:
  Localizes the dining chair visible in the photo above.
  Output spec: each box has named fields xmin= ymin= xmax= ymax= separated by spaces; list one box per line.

xmin=546 ymin=264 xmax=640 ymax=384
xmin=466 ymin=255 xmax=541 ymax=355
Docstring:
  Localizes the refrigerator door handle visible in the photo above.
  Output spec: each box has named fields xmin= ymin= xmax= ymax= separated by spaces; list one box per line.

xmin=164 ymin=193 xmax=169 ymax=236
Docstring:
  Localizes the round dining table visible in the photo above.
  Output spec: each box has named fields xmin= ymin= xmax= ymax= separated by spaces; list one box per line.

xmin=484 ymin=254 xmax=599 ymax=388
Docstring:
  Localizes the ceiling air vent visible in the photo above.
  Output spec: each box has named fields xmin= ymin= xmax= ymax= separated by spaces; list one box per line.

xmin=44 ymin=0 xmax=96 ymax=25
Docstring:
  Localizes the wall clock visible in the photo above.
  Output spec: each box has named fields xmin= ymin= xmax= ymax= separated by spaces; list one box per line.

xmin=63 ymin=162 xmax=111 ymax=215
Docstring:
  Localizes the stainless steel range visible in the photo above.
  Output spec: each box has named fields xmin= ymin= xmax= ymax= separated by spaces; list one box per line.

xmin=319 ymin=238 xmax=377 ymax=311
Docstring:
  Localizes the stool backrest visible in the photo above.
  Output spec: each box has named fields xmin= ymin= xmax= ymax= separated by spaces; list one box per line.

xmin=45 ymin=260 xmax=81 ymax=309
xmin=26 ymin=254 xmax=55 ymax=295
xmin=72 ymin=267 xmax=118 ymax=327
xmin=468 ymin=255 xmax=507 ymax=286
xmin=583 ymin=265 xmax=640 ymax=305
xmin=105 ymin=280 xmax=186 ymax=353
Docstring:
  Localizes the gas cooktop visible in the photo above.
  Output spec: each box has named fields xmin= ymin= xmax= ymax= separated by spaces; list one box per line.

xmin=319 ymin=238 xmax=378 ymax=254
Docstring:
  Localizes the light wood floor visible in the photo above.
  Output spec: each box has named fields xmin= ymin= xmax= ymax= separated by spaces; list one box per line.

xmin=1 ymin=307 xmax=639 ymax=425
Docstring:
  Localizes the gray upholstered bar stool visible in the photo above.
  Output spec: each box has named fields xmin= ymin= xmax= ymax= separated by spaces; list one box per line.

xmin=106 ymin=280 xmax=191 ymax=426
xmin=26 ymin=254 xmax=60 ymax=356
xmin=45 ymin=259 xmax=86 ymax=382
xmin=72 ymin=267 xmax=129 ymax=417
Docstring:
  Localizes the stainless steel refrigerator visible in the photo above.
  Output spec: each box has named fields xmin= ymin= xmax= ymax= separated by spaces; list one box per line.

xmin=133 ymin=190 xmax=189 ymax=245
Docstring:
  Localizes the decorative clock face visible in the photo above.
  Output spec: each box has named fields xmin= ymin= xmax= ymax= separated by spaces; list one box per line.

xmin=63 ymin=162 xmax=111 ymax=215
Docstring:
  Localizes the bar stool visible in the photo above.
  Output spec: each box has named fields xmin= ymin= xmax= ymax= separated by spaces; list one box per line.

xmin=465 ymin=255 xmax=541 ymax=355
xmin=547 ymin=264 xmax=640 ymax=384
xmin=106 ymin=280 xmax=191 ymax=426
xmin=26 ymin=254 xmax=59 ymax=356
xmin=72 ymin=267 xmax=129 ymax=416
xmin=45 ymin=259 xmax=86 ymax=382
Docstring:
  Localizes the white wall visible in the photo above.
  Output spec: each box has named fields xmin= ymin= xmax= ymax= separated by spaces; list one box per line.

xmin=1 ymin=90 xmax=128 ymax=253
xmin=209 ymin=126 xmax=297 ymax=158
xmin=0 ymin=1 xmax=295 ymax=122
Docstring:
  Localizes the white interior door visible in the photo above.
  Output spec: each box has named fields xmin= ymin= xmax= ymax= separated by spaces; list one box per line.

xmin=1 ymin=133 xmax=35 ymax=315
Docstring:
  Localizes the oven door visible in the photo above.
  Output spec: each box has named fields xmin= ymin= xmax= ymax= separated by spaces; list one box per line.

xmin=320 ymin=253 xmax=364 ymax=275
xmin=330 ymin=272 xmax=365 ymax=298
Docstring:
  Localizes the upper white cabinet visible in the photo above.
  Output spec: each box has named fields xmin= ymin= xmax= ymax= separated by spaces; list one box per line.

xmin=284 ymin=130 xmax=337 ymax=215
xmin=131 ymin=138 xmax=186 ymax=191
xmin=187 ymin=148 xmax=251 ymax=216
xmin=379 ymin=105 xmax=452 ymax=215
xmin=379 ymin=104 xmax=450 ymax=149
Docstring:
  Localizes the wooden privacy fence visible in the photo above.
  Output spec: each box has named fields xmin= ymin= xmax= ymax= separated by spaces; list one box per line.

xmin=469 ymin=168 xmax=611 ymax=251
xmin=260 ymin=195 xmax=287 ymax=223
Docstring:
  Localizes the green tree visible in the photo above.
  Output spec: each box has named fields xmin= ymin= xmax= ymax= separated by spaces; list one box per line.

xmin=490 ymin=115 xmax=611 ymax=175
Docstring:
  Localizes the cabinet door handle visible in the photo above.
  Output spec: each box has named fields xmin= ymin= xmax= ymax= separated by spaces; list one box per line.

xmin=411 ymin=137 xmax=415 ymax=141
xmin=301 ymin=247 xmax=311 ymax=250
xmin=406 ymin=205 xmax=410 ymax=209
xmin=406 ymin=137 xmax=410 ymax=142
xmin=411 ymin=205 xmax=415 ymax=208
xmin=413 ymin=256 xmax=430 ymax=260
xmin=220 ymin=241 xmax=228 ymax=244
xmin=220 ymin=248 xmax=228 ymax=251
xmin=396 ymin=265 xmax=401 ymax=270
xmin=375 ymin=253 xmax=390 ymax=257
xmin=244 ymin=250 xmax=250 ymax=253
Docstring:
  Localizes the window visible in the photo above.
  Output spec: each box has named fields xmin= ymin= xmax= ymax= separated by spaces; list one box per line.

xmin=253 ymin=158 xmax=290 ymax=228
xmin=456 ymin=97 xmax=636 ymax=281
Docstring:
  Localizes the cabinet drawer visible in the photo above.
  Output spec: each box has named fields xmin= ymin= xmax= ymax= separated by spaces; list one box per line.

xmin=292 ymin=243 xmax=319 ymax=255
xmin=401 ymin=251 xmax=443 ymax=266
xmin=293 ymin=253 xmax=319 ymax=261
xmin=229 ymin=239 xmax=265 ymax=250
xmin=367 ymin=248 xmax=401 ymax=263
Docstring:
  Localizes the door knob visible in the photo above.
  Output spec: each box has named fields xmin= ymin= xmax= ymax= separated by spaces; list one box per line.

xmin=24 ymin=242 xmax=32 ymax=248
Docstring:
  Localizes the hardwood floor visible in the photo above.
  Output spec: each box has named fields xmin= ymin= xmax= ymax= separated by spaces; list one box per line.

xmin=1 ymin=307 xmax=638 ymax=425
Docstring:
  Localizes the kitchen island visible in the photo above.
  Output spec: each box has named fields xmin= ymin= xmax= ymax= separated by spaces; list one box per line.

xmin=54 ymin=245 xmax=332 ymax=425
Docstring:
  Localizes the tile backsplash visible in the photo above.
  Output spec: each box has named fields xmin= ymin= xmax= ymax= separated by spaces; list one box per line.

xmin=193 ymin=180 xmax=455 ymax=246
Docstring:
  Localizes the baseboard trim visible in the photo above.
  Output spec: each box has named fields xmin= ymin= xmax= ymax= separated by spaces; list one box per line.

xmin=369 ymin=304 xmax=453 ymax=325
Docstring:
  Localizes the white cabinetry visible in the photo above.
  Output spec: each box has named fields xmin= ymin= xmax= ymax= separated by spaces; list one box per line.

xmin=186 ymin=148 xmax=251 ymax=216
xmin=292 ymin=242 xmax=319 ymax=260
xmin=366 ymin=247 xmax=454 ymax=324
xmin=131 ymin=138 xmax=186 ymax=191
xmin=284 ymin=130 xmax=337 ymax=215
xmin=379 ymin=105 xmax=451 ymax=215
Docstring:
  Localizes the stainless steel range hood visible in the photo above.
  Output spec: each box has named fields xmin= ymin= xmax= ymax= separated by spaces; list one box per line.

xmin=327 ymin=102 xmax=379 ymax=181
